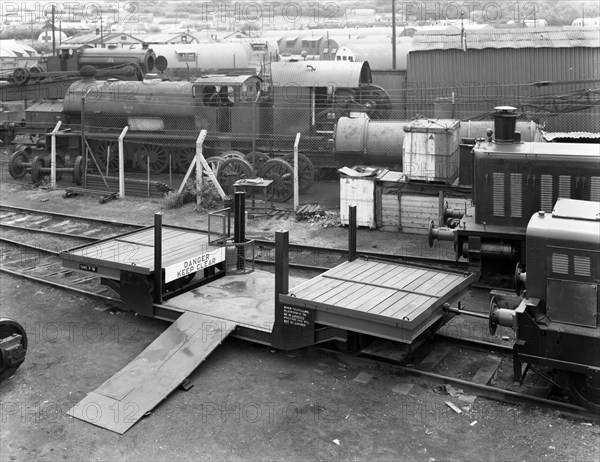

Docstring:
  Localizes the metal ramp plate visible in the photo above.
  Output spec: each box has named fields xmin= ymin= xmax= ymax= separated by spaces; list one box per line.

xmin=67 ymin=312 xmax=235 ymax=434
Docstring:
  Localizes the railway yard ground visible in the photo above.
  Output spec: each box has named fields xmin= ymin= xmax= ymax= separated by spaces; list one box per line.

xmin=1 ymin=170 xmax=599 ymax=461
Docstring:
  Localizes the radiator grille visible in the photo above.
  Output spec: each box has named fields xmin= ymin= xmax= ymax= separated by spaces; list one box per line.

xmin=540 ymin=175 xmax=553 ymax=211
xmin=573 ymin=256 xmax=591 ymax=277
xmin=510 ymin=173 xmax=522 ymax=218
xmin=591 ymin=177 xmax=600 ymax=202
xmin=558 ymin=175 xmax=571 ymax=199
xmin=493 ymin=172 xmax=505 ymax=217
xmin=552 ymin=253 xmax=569 ymax=275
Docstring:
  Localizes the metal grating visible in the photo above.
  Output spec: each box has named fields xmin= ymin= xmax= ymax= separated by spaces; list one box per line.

xmin=552 ymin=253 xmax=569 ymax=275
xmin=573 ymin=256 xmax=591 ymax=277
xmin=541 ymin=175 xmax=553 ymax=211
xmin=493 ymin=172 xmax=505 ymax=217
xmin=559 ymin=175 xmax=571 ymax=199
xmin=591 ymin=177 xmax=600 ymax=202
xmin=510 ymin=173 xmax=522 ymax=218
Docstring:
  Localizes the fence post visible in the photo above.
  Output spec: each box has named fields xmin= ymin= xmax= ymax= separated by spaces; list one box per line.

xmin=118 ymin=126 xmax=128 ymax=199
xmin=195 ymin=130 xmax=206 ymax=207
xmin=293 ymin=132 xmax=301 ymax=211
xmin=50 ymin=121 xmax=62 ymax=189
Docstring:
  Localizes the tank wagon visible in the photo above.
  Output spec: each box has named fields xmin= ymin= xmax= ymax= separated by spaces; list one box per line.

xmin=429 ymin=106 xmax=600 ymax=272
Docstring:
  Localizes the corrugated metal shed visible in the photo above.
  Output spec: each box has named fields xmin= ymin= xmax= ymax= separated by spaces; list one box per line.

xmin=411 ymin=28 xmax=600 ymax=51
xmin=270 ymin=61 xmax=372 ymax=87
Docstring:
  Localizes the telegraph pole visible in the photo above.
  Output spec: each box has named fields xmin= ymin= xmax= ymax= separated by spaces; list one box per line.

xmin=392 ymin=0 xmax=396 ymax=69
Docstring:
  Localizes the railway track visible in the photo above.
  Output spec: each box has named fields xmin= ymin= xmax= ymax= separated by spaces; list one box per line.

xmin=3 ymin=204 xmax=594 ymax=417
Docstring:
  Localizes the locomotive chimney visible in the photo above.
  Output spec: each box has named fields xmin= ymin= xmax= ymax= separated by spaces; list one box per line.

xmin=493 ymin=106 xmax=519 ymax=143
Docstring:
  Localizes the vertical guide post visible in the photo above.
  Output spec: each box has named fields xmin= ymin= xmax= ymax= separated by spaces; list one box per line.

xmin=118 ymin=126 xmax=128 ymax=199
xmin=50 ymin=121 xmax=62 ymax=189
xmin=349 ymin=205 xmax=357 ymax=262
xmin=234 ymin=191 xmax=246 ymax=270
xmin=293 ymin=132 xmax=301 ymax=211
xmin=275 ymin=229 xmax=289 ymax=300
xmin=153 ymin=212 xmax=163 ymax=304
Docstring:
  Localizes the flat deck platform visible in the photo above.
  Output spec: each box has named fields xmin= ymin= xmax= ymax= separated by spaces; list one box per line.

xmin=163 ymin=270 xmax=308 ymax=333
xmin=280 ymin=259 xmax=475 ymax=343
xmin=61 ymin=226 xmax=223 ymax=280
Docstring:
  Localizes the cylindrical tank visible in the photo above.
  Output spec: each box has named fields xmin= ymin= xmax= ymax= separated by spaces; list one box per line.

xmin=333 ymin=117 xmax=405 ymax=168
xmin=333 ymin=116 xmax=543 ymax=168
xmin=63 ymin=78 xmax=197 ymax=118
xmin=77 ymin=47 xmax=156 ymax=73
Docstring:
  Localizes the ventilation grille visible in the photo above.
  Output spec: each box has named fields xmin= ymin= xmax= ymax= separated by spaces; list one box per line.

xmin=510 ymin=173 xmax=522 ymax=218
xmin=541 ymin=174 xmax=553 ymax=211
xmin=493 ymin=172 xmax=505 ymax=217
xmin=552 ymin=253 xmax=569 ymax=275
xmin=559 ymin=175 xmax=571 ymax=199
xmin=591 ymin=177 xmax=600 ymax=202
xmin=573 ymin=256 xmax=591 ymax=277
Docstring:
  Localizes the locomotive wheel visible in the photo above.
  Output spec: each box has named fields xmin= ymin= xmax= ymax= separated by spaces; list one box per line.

xmin=8 ymin=150 xmax=28 ymax=179
xmin=221 ymin=150 xmax=245 ymax=160
xmin=173 ymin=147 xmax=196 ymax=173
xmin=135 ymin=144 xmax=169 ymax=174
xmin=73 ymin=156 xmax=84 ymax=185
xmin=358 ymin=84 xmax=393 ymax=120
xmin=12 ymin=67 xmax=29 ymax=85
xmin=488 ymin=295 xmax=499 ymax=336
xmin=563 ymin=371 xmax=600 ymax=412
xmin=92 ymin=141 xmax=119 ymax=174
xmin=28 ymin=65 xmax=43 ymax=82
xmin=216 ymin=158 xmax=254 ymax=186
xmin=514 ymin=262 xmax=525 ymax=296
xmin=282 ymin=153 xmax=315 ymax=193
xmin=245 ymin=151 xmax=270 ymax=172
xmin=43 ymin=154 xmax=65 ymax=181
xmin=0 ymin=317 xmax=28 ymax=381
xmin=204 ymin=156 xmax=224 ymax=176
xmin=258 ymin=159 xmax=293 ymax=202
xmin=30 ymin=155 xmax=45 ymax=183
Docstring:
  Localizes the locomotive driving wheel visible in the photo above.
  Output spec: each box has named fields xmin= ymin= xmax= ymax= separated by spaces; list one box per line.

xmin=0 ymin=317 xmax=27 ymax=381
xmin=91 ymin=141 xmax=119 ymax=174
xmin=11 ymin=68 xmax=29 ymax=85
xmin=258 ymin=159 xmax=293 ymax=202
xmin=245 ymin=151 xmax=270 ymax=172
xmin=358 ymin=84 xmax=393 ymax=120
xmin=135 ymin=144 xmax=169 ymax=174
xmin=282 ymin=153 xmax=315 ymax=193
xmin=216 ymin=158 xmax=254 ymax=187
xmin=221 ymin=150 xmax=246 ymax=160
xmin=172 ymin=147 xmax=196 ymax=173
xmin=28 ymin=65 xmax=43 ymax=83
xmin=562 ymin=371 xmax=600 ymax=412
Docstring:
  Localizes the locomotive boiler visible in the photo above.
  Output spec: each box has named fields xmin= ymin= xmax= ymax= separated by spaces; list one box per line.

xmin=429 ymin=106 xmax=600 ymax=272
xmin=489 ymin=198 xmax=600 ymax=411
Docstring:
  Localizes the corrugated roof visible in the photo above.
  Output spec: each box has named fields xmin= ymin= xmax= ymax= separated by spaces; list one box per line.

xmin=411 ymin=28 xmax=600 ymax=51
xmin=541 ymin=130 xmax=600 ymax=141
xmin=270 ymin=61 xmax=371 ymax=87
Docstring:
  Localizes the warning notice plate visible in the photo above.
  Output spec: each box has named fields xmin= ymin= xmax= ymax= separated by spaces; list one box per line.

xmin=164 ymin=247 xmax=226 ymax=283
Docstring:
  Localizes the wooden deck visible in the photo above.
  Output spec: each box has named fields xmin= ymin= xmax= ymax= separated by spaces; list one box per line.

xmin=280 ymin=259 xmax=475 ymax=343
xmin=61 ymin=226 xmax=222 ymax=279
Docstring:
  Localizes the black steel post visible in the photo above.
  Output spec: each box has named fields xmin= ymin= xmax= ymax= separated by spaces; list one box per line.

xmin=275 ymin=230 xmax=289 ymax=299
xmin=153 ymin=212 xmax=163 ymax=304
xmin=234 ymin=191 xmax=246 ymax=270
xmin=349 ymin=205 xmax=357 ymax=262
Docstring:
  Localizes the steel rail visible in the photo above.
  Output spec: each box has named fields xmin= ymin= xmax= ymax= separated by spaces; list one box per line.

xmin=0 ymin=204 xmax=463 ymax=272
xmin=320 ymin=347 xmax=598 ymax=420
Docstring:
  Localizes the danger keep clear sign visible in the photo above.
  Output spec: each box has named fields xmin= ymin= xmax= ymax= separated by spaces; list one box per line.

xmin=164 ymin=247 xmax=226 ymax=283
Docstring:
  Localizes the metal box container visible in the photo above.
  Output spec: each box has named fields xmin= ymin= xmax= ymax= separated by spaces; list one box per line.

xmin=402 ymin=119 xmax=460 ymax=184
xmin=340 ymin=175 xmax=376 ymax=228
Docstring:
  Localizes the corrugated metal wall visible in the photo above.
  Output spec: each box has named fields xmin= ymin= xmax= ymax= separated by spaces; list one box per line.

xmin=371 ymin=70 xmax=407 ymax=119
xmin=406 ymin=48 xmax=600 ymax=132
